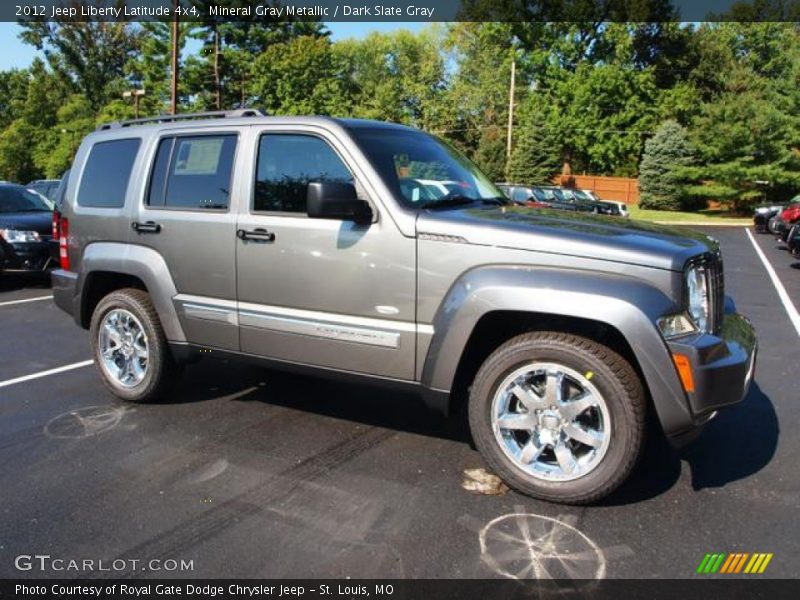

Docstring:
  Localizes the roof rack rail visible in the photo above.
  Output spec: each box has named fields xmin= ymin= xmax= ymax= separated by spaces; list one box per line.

xmin=96 ymin=108 xmax=267 ymax=131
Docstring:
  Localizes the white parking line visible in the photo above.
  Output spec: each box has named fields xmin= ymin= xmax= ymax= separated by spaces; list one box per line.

xmin=745 ymin=227 xmax=800 ymax=337
xmin=0 ymin=295 xmax=53 ymax=307
xmin=0 ymin=360 xmax=94 ymax=390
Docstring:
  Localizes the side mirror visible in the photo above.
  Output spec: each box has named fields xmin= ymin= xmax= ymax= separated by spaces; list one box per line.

xmin=307 ymin=182 xmax=372 ymax=224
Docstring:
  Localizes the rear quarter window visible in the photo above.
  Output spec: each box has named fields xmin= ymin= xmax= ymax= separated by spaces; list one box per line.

xmin=77 ymin=138 xmax=141 ymax=208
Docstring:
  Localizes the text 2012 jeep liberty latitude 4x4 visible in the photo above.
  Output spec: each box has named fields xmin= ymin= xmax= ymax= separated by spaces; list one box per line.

xmin=52 ymin=110 xmax=756 ymax=504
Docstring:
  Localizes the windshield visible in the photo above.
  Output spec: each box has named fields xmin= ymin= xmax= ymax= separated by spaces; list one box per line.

xmin=349 ymin=127 xmax=504 ymax=208
xmin=572 ymin=189 xmax=593 ymax=202
xmin=0 ymin=185 xmax=53 ymax=213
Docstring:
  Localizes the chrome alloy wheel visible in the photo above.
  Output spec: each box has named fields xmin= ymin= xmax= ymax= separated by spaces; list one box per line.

xmin=491 ymin=363 xmax=611 ymax=482
xmin=98 ymin=309 xmax=149 ymax=388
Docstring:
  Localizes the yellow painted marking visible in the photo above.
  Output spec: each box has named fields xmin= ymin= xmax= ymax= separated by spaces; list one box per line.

xmin=758 ymin=554 xmax=773 ymax=574
xmin=744 ymin=554 xmax=760 ymax=573
xmin=585 ymin=371 xmax=594 ymax=380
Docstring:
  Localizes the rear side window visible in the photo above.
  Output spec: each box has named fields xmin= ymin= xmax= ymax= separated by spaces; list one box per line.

xmin=77 ymin=139 xmax=140 ymax=208
xmin=147 ymin=135 xmax=237 ymax=210
xmin=254 ymin=134 xmax=353 ymax=213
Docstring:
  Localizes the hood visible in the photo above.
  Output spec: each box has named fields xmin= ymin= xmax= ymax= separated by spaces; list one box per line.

xmin=416 ymin=206 xmax=717 ymax=271
xmin=0 ymin=211 xmax=53 ymax=237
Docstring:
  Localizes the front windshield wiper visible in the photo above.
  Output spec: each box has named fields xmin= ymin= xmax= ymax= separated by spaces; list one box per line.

xmin=420 ymin=195 xmax=477 ymax=210
xmin=481 ymin=197 xmax=509 ymax=206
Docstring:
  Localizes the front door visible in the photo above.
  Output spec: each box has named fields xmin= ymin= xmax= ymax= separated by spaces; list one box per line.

xmin=235 ymin=128 xmax=416 ymax=380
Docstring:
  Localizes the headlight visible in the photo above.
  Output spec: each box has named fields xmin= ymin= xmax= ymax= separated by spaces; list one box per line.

xmin=0 ymin=228 xmax=41 ymax=243
xmin=686 ymin=265 xmax=710 ymax=331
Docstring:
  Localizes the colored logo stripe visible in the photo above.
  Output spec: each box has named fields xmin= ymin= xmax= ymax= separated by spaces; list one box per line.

xmin=697 ymin=552 xmax=773 ymax=574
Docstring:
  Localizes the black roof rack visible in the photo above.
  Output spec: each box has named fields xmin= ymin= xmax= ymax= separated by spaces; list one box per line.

xmin=96 ymin=108 xmax=267 ymax=131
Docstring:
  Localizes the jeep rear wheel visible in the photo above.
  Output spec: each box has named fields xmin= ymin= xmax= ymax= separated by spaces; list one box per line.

xmin=468 ymin=331 xmax=646 ymax=504
xmin=90 ymin=288 xmax=180 ymax=403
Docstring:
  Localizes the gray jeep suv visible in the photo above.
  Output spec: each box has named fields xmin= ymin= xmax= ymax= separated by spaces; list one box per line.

xmin=52 ymin=110 xmax=756 ymax=504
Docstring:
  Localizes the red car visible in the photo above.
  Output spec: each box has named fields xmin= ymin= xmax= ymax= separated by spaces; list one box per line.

xmin=779 ymin=201 xmax=800 ymax=241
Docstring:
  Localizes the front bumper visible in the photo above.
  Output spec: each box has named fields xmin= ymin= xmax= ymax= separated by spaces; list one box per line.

xmin=0 ymin=239 xmax=55 ymax=273
xmin=664 ymin=312 xmax=757 ymax=446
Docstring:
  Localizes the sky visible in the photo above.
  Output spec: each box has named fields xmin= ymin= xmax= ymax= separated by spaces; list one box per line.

xmin=0 ymin=21 xmax=426 ymax=71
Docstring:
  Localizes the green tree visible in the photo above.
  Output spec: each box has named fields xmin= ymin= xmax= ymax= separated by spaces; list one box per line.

xmin=127 ymin=21 xmax=192 ymax=115
xmin=334 ymin=28 xmax=447 ymax=129
xmin=19 ymin=19 xmax=139 ymax=109
xmin=251 ymin=36 xmax=349 ymax=115
xmin=0 ymin=69 xmax=30 ymax=128
xmin=639 ymin=120 xmax=694 ymax=211
xmin=506 ymin=110 xmax=561 ymax=185
xmin=0 ymin=119 xmax=41 ymax=182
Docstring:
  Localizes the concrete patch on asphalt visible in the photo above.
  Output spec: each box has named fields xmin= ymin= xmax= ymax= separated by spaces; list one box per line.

xmin=44 ymin=405 xmax=128 ymax=439
xmin=462 ymin=468 xmax=509 ymax=496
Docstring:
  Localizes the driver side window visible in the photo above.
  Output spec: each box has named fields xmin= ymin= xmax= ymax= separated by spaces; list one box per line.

xmin=254 ymin=134 xmax=354 ymax=214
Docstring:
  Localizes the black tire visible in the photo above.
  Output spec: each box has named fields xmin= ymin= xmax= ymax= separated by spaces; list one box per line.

xmin=468 ymin=331 xmax=646 ymax=504
xmin=89 ymin=288 xmax=180 ymax=403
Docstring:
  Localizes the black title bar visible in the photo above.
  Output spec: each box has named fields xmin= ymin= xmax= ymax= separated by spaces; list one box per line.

xmin=6 ymin=0 xmax=800 ymax=22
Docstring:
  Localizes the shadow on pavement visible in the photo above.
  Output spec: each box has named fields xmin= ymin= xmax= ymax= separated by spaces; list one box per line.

xmin=0 ymin=273 xmax=51 ymax=292
xmin=682 ymin=382 xmax=779 ymax=490
xmin=174 ymin=358 xmax=471 ymax=443
xmin=168 ymin=359 xmax=778 ymax=502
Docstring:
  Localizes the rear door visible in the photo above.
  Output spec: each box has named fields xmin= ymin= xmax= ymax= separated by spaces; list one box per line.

xmin=133 ymin=128 xmax=243 ymax=350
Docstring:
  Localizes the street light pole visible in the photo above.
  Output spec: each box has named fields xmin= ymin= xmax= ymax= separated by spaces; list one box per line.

xmin=506 ymin=57 xmax=516 ymax=161
xmin=171 ymin=0 xmax=180 ymax=115
xmin=122 ymin=89 xmax=146 ymax=119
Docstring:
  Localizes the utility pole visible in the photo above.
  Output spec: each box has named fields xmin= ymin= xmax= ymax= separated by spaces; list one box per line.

xmin=171 ymin=0 xmax=180 ymax=115
xmin=506 ymin=58 xmax=516 ymax=160
xmin=123 ymin=89 xmax=146 ymax=119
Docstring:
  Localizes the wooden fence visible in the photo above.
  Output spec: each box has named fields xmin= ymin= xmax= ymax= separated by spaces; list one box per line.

xmin=555 ymin=174 xmax=640 ymax=205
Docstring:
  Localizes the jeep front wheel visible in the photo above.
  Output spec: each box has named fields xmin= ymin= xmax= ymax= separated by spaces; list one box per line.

xmin=468 ymin=331 xmax=646 ymax=504
xmin=90 ymin=288 xmax=180 ymax=403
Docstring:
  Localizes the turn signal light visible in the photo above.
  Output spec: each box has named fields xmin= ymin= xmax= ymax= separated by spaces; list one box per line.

xmin=672 ymin=353 xmax=695 ymax=393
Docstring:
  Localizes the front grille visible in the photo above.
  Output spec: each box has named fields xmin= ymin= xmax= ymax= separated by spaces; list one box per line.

xmin=704 ymin=255 xmax=725 ymax=335
xmin=686 ymin=253 xmax=724 ymax=335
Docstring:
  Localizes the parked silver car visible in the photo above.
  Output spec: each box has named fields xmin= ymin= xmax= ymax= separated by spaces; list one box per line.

xmin=52 ymin=110 xmax=756 ymax=503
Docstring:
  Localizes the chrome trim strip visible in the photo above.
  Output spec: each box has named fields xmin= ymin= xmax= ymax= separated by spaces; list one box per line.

xmin=175 ymin=295 xmax=434 ymax=341
xmin=182 ymin=303 xmax=238 ymax=326
xmin=239 ymin=311 xmax=401 ymax=349
xmin=175 ymin=294 xmax=238 ymax=326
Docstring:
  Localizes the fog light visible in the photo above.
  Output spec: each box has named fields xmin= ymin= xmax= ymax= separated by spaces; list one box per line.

xmin=658 ymin=313 xmax=698 ymax=339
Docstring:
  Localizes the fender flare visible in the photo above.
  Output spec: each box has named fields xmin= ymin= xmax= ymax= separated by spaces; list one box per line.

xmin=420 ymin=265 xmax=692 ymax=435
xmin=78 ymin=242 xmax=186 ymax=342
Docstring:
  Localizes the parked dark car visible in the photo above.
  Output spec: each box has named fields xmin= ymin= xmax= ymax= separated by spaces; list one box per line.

xmin=753 ymin=203 xmax=786 ymax=233
xmin=26 ymin=179 xmax=61 ymax=202
xmin=787 ymin=224 xmax=800 ymax=257
xmin=0 ymin=183 xmax=55 ymax=275
xmin=496 ymin=183 xmax=575 ymax=210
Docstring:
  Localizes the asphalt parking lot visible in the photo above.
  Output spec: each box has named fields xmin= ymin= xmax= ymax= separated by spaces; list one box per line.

xmin=0 ymin=226 xmax=798 ymax=580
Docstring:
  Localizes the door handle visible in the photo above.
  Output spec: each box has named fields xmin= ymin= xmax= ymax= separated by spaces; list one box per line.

xmin=237 ymin=228 xmax=275 ymax=242
xmin=132 ymin=221 xmax=161 ymax=234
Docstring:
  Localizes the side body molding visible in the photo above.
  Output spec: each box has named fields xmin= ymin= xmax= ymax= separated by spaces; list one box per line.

xmin=420 ymin=266 xmax=692 ymax=435
xmin=78 ymin=242 xmax=186 ymax=342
